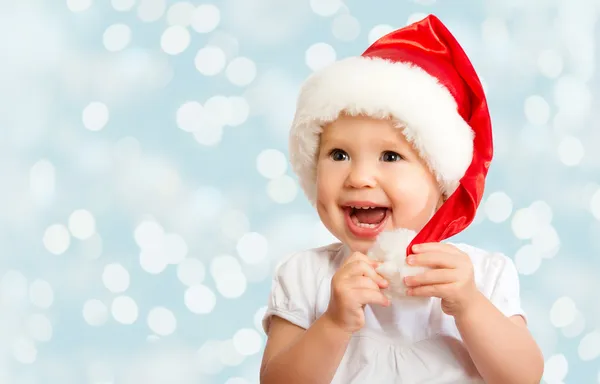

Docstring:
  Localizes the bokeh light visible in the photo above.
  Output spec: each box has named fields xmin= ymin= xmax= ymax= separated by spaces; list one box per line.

xmin=2 ymin=2 xmax=599 ymax=383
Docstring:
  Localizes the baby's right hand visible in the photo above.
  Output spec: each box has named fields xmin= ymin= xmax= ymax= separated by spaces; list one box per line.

xmin=324 ymin=251 xmax=390 ymax=334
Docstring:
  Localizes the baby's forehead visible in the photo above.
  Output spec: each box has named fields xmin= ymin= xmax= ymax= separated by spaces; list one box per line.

xmin=320 ymin=117 xmax=410 ymax=146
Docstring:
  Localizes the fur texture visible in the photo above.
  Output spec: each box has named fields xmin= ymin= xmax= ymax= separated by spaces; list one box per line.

xmin=367 ymin=228 xmax=430 ymax=301
xmin=289 ymin=56 xmax=474 ymax=204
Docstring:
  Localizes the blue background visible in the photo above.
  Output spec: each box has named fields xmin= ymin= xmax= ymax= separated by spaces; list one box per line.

xmin=1 ymin=0 xmax=599 ymax=383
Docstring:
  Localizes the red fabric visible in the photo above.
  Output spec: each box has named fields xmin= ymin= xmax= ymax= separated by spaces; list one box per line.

xmin=362 ymin=15 xmax=493 ymax=253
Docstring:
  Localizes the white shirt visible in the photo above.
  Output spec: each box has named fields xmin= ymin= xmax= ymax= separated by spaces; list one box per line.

xmin=262 ymin=242 xmax=526 ymax=383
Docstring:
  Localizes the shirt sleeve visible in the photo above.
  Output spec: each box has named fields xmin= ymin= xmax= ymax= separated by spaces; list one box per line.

xmin=489 ymin=254 xmax=527 ymax=322
xmin=262 ymin=252 xmax=319 ymax=333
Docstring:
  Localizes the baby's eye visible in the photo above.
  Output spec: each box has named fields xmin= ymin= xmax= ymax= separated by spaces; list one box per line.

xmin=329 ymin=149 xmax=349 ymax=161
xmin=381 ymin=151 xmax=404 ymax=162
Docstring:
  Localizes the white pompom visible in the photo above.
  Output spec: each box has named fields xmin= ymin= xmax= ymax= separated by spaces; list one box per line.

xmin=367 ymin=228 xmax=430 ymax=300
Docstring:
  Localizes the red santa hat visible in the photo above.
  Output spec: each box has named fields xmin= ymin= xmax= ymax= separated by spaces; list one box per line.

xmin=288 ymin=14 xmax=493 ymax=248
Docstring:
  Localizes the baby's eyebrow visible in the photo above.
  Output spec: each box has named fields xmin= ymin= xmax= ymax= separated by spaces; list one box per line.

xmin=320 ymin=136 xmax=407 ymax=150
xmin=319 ymin=135 xmax=346 ymax=146
xmin=378 ymin=139 xmax=404 ymax=148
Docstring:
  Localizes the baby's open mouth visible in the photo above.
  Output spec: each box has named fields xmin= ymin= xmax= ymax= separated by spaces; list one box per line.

xmin=344 ymin=205 xmax=390 ymax=228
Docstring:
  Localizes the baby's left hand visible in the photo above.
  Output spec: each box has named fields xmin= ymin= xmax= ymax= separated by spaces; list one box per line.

xmin=404 ymin=242 xmax=480 ymax=317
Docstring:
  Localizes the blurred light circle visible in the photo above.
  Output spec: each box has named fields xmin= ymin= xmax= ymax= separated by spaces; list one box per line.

xmin=191 ymin=4 xmax=220 ymax=33
xmin=236 ymin=232 xmax=269 ymax=264
xmin=561 ymin=311 xmax=586 ymax=338
xmin=305 ymin=43 xmax=336 ymax=71
xmin=137 ymin=0 xmax=166 ymax=23
xmin=43 ymin=224 xmax=71 ymax=255
xmin=103 ymin=24 xmax=131 ymax=52
xmin=591 ymin=188 xmax=600 ymax=221
xmin=27 ymin=314 xmax=53 ymax=342
xmin=331 ymin=14 xmax=360 ymax=41
xmin=524 ymin=95 xmax=550 ymax=126
xmin=228 ymin=97 xmax=250 ymax=127
xmin=538 ymin=49 xmax=563 ymax=78
xmin=226 ymin=57 xmax=257 ymax=86
xmin=219 ymin=339 xmax=245 ymax=366
xmin=102 ymin=263 xmax=130 ymax=293
xmin=29 ymin=279 xmax=54 ymax=309
xmin=578 ymin=331 xmax=600 ymax=361
xmin=12 ymin=338 xmax=37 ymax=364
xmin=198 ymin=341 xmax=224 ymax=374
xmin=368 ymin=24 xmax=394 ymax=44
xmin=558 ymin=136 xmax=584 ymax=166
xmin=514 ymin=244 xmax=541 ymax=275
xmin=256 ymin=149 xmax=287 ymax=179
xmin=167 ymin=2 xmax=196 ymax=26
xmin=68 ymin=209 xmax=96 ymax=240
xmin=543 ymin=354 xmax=568 ymax=383
xmin=111 ymin=295 xmax=139 ymax=324
xmin=147 ymin=307 xmax=177 ymax=336
xmin=511 ymin=208 xmax=539 ymax=239
xmin=112 ymin=0 xmax=135 ymax=11
xmin=161 ymin=25 xmax=191 ymax=55
xmin=215 ymin=270 xmax=247 ymax=299
xmin=204 ymin=95 xmax=233 ymax=127
xmin=185 ymin=285 xmax=217 ymax=314
xmin=195 ymin=46 xmax=226 ymax=76
xmin=310 ymin=0 xmax=341 ymax=17
xmin=83 ymin=299 xmax=108 ymax=326
xmin=550 ymin=296 xmax=577 ymax=328
xmin=177 ymin=258 xmax=206 ymax=286
xmin=484 ymin=191 xmax=512 ymax=223
xmin=406 ymin=13 xmax=427 ymax=25
xmin=220 ymin=210 xmax=250 ymax=241
xmin=67 ymin=0 xmax=92 ymax=13
xmin=211 ymin=255 xmax=242 ymax=278
xmin=532 ymin=225 xmax=560 ymax=259
xmin=254 ymin=306 xmax=267 ymax=332
xmin=267 ymin=175 xmax=297 ymax=204
xmin=233 ymin=328 xmax=262 ymax=356
xmin=83 ymin=102 xmax=109 ymax=132
xmin=176 ymin=101 xmax=203 ymax=132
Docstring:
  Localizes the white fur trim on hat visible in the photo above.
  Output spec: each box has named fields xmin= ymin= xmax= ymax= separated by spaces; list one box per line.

xmin=289 ymin=56 xmax=474 ymax=204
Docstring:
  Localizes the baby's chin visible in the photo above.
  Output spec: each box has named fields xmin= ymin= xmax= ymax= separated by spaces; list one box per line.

xmin=344 ymin=238 xmax=376 ymax=255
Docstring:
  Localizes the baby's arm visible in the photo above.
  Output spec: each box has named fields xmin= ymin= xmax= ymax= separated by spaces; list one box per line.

xmin=455 ymin=293 xmax=544 ymax=384
xmin=260 ymin=315 xmax=351 ymax=384
xmin=261 ymin=251 xmax=389 ymax=384
xmin=406 ymin=245 xmax=543 ymax=383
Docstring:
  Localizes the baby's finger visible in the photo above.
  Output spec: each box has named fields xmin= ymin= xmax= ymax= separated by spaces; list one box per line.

xmin=407 ymin=252 xmax=458 ymax=269
xmin=404 ymin=269 xmax=457 ymax=287
xmin=348 ymin=275 xmax=385 ymax=291
xmin=412 ymin=242 xmax=464 ymax=256
xmin=343 ymin=260 xmax=388 ymax=287
xmin=344 ymin=251 xmax=382 ymax=270
xmin=355 ymin=288 xmax=390 ymax=307
xmin=343 ymin=251 xmax=374 ymax=265
xmin=407 ymin=283 xmax=453 ymax=299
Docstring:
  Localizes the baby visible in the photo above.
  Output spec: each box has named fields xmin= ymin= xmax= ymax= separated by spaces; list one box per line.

xmin=259 ymin=14 xmax=544 ymax=384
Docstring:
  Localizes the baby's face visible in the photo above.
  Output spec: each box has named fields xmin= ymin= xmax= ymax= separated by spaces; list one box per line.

xmin=315 ymin=114 xmax=442 ymax=254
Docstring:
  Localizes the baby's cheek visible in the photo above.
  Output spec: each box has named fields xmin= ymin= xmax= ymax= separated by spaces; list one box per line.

xmin=389 ymin=185 xmax=438 ymax=227
xmin=389 ymin=181 xmax=430 ymax=209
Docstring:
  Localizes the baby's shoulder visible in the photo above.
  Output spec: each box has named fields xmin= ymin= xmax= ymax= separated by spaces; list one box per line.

xmin=274 ymin=242 xmax=344 ymax=278
xmin=450 ymin=242 xmax=508 ymax=265
xmin=449 ymin=242 xmax=517 ymax=289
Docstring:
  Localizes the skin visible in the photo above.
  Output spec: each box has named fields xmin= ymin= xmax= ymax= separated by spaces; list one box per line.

xmin=315 ymin=114 xmax=443 ymax=254
xmin=260 ymin=115 xmax=544 ymax=384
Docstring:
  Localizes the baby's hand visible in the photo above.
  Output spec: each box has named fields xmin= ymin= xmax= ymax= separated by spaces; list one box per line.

xmin=324 ymin=251 xmax=390 ymax=334
xmin=403 ymin=243 xmax=479 ymax=317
